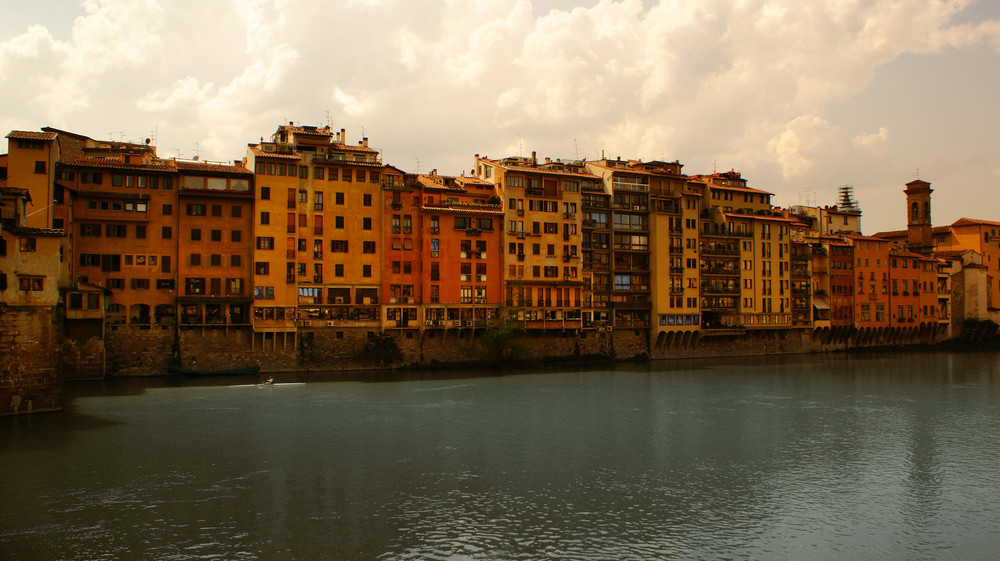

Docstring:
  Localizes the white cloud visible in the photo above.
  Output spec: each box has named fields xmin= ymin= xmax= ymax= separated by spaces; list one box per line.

xmin=2 ymin=0 xmax=999 ymax=231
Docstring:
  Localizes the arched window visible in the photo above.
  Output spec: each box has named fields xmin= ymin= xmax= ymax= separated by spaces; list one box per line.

xmin=911 ymin=202 xmax=919 ymax=221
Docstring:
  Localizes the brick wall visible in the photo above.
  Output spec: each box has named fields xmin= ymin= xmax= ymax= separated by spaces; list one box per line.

xmin=0 ymin=306 xmax=63 ymax=415
xmin=105 ymin=324 xmax=175 ymax=376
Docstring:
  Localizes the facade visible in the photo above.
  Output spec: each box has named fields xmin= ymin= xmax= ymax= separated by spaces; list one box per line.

xmin=4 ymin=123 xmax=999 ymax=396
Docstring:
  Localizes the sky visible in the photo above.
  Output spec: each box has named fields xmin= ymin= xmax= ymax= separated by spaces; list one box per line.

xmin=1 ymin=0 xmax=998 ymax=234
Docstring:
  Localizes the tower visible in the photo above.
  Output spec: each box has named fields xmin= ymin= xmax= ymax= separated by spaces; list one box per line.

xmin=904 ymin=179 xmax=933 ymax=255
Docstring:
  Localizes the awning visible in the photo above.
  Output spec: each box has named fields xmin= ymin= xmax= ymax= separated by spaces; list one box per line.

xmin=812 ymin=301 xmax=831 ymax=310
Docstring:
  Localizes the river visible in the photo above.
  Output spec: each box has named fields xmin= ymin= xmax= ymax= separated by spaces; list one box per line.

xmin=2 ymin=352 xmax=998 ymax=560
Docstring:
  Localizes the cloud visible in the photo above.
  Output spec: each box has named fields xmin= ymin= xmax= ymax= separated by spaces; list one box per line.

xmin=2 ymin=0 xmax=1000 ymax=231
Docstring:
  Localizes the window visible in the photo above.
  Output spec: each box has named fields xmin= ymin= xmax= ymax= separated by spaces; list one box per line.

xmin=363 ymin=241 xmax=376 ymax=253
xmin=362 ymin=265 xmax=371 ymax=277
xmin=260 ymin=212 xmax=270 ymax=225
xmin=19 ymin=277 xmax=44 ymax=291
xmin=34 ymin=161 xmax=46 ymax=174
xmin=363 ymin=217 xmax=372 ymax=230
xmin=255 ymin=262 xmax=270 ymax=275
xmin=190 ymin=254 xmax=202 ymax=266
xmin=260 ymin=186 xmax=271 ymax=200
xmin=256 ymin=237 xmax=274 ymax=250
xmin=18 ymin=238 xmax=36 ymax=252
xmin=105 ymin=224 xmax=127 ymax=238
xmin=314 ymin=192 xmax=324 ymax=211
xmin=210 ymin=254 xmax=222 ymax=267
xmin=335 ymin=264 xmax=344 ymax=277
xmin=363 ymin=194 xmax=372 ymax=206
xmin=230 ymin=255 xmax=241 ymax=267
xmin=190 ymin=229 xmax=202 ymax=241
xmin=210 ymin=230 xmax=222 ymax=242
xmin=336 ymin=192 xmax=345 ymax=205
xmin=231 ymin=230 xmax=242 ymax=242
xmin=335 ymin=216 xmax=344 ymax=229
xmin=331 ymin=240 xmax=349 ymax=253
xmin=186 ymin=204 xmax=206 ymax=216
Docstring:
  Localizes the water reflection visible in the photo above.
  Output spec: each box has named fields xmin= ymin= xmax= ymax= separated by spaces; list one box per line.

xmin=1 ymin=352 xmax=999 ymax=560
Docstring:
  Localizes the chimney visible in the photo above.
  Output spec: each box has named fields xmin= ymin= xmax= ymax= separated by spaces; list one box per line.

xmin=340 ymin=128 xmax=346 ymax=144
xmin=361 ymin=137 xmax=368 ymax=147
xmin=545 ymin=157 xmax=551 ymax=164
xmin=531 ymin=151 xmax=537 ymax=165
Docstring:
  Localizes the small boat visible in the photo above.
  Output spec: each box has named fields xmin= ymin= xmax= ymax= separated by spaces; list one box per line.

xmin=168 ymin=364 xmax=261 ymax=377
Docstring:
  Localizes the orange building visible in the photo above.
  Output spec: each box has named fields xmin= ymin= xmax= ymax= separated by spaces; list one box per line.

xmin=402 ymin=171 xmax=504 ymax=329
xmin=849 ymin=235 xmax=891 ymax=329
xmin=174 ymin=160 xmax=254 ymax=329
xmin=58 ymin=145 xmax=179 ymax=330
xmin=246 ymin=124 xmax=384 ymax=345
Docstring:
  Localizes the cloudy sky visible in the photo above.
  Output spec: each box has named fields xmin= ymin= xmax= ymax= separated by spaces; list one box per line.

xmin=2 ymin=0 xmax=998 ymax=233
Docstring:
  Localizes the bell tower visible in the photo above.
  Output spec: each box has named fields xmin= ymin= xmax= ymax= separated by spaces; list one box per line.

xmin=904 ymin=179 xmax=933 ymax=255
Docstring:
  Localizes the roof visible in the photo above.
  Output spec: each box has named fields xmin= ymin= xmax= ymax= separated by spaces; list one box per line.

xmin=951 ymin=217 xmax=1000 ymax=228
xmin=480 ymin=157 xmax=599 ymax=179
xmin=4 ymin=223 xmax=63 ymax=237
xmin=59 ymin=157 xmax=176 ymax=172
xmin=6 ymin=130 xmax=57 ymax=141
xmin=330 ymin=142 xmax=378 ymax=154
xmin=934 ymin=249 xmax=976 ymax=259
xmin=875 ymin=226 xmax=951 ymax=239
xmin=175 ymin=160 xmax=252 ymax=175
xmin=247 ymin=146 xmax=301 ymax=161
xmin=419 ymin=203 xmax=504 ymax=216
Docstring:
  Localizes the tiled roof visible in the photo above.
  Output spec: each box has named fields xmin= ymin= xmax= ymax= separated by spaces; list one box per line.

xmin=481 ymin=157 xmax=598 ymax=179
xmin=330 ymin=142 xmax=378 ymax=154
xmin=60 ymin=157 xmax=176 ymax=172
xmin=952 ymin=217 xmax=1000 ymax=228
xmin=6 ymin=130 xmax=57 ymax=141
xmin=175 ymin=160 xmax=252 ymax=175
xmin=723 ymin=212 xmax=793 ymax=222
xmin=934 ymin=249 xmax=974 ymax=259
xmin=875 ymin=226 xmax=951 ymax=238
xmin=248 ymin=146 xmax=301 ymax=160
xmin=7 ymin=224 xmax=63 ymax=236
xmin=0 ymin=187 xmax=30 ymax=197
xmin=420 ymin=204 xmax=504 ymax=216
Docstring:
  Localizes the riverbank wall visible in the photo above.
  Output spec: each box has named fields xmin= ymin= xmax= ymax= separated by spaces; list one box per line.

xmin=0 ymin=306 xmax=63 ymax=415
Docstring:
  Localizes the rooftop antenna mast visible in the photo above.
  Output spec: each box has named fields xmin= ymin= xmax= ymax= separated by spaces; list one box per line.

xmin=518 ymin=134 xmax=523 ymax=157
xmin=574 ymin=138 xmax=580 ymax=160
xmin=325 ymin=110 xmax=334 ymax=129
xmin=192 ymin=142 xmax=200 ymax=160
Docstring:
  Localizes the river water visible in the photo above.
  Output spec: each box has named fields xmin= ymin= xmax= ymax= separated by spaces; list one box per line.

xmin=2 ymin=352 xmax=999 ymax=560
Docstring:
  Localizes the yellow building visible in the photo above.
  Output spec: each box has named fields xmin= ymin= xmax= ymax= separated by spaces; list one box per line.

xmin=476 ymin=154 xmax=588 ymax=330
xmin=246 ymin=124 xmax=384 ymax=347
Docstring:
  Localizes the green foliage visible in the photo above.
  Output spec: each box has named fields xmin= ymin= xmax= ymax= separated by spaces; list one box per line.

xmin=478 ymin=307 xmax=526 ymax=362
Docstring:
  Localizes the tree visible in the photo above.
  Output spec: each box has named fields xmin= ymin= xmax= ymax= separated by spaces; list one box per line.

xmin=478 ymin=306 xmax=526 ymax=362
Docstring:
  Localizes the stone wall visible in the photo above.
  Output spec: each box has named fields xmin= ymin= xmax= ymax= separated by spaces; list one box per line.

xmin=177 ymin=328 xmax=259 ymax=372
xmin=105 ymin=324 xmax=175 ymax=376
xmin=0 ymin=306 xmax=63 ymax=415
xmin=62 ymin=336 xmax=106 ymax=380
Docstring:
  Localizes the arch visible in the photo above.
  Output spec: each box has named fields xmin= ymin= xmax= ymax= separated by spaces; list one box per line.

xmin=129 ymin=303 xmax=151 ymax=325
xmin=154 ymin=304 xmax=175 ymax=325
